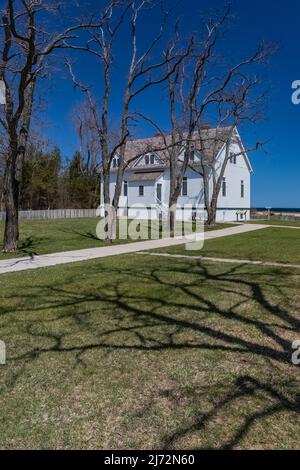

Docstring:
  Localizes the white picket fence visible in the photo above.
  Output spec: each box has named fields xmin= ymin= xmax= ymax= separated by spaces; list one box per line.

xmin=0 ymin=209 xmax=98 ymax=222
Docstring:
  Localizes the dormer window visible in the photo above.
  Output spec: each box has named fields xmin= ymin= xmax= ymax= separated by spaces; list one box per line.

xmin=112 ymin=157 xmax=119 ymax=168
xmin=230 ymin=153 xmax=237 ymax=164
xmin=143 ymin=154 xmax=156 ymax=166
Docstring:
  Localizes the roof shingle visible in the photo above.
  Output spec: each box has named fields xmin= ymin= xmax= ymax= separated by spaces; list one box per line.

xmin=123 ymin=127 xmax=233 ymax=168
xmin=128 ymin=171 xmax=163 ymax=182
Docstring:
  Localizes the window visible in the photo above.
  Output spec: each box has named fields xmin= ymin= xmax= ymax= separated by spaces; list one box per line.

xmin=156 ymin=183 xmax=162 ymax=202
xmin=222 ymin=177 xmax=226 ymax=197
xmin=124 ymin=181 xmax=128 ymax=197
xmin=112 ymin=157 xmax=119 ymax=168
xmin=139 ymin=185 xmax=144 ymax=197
xmin=145 ymin=155 xmax=149 ymax=165
xmin=190 ymin=151 xmax=195 ymax=162
xmin=241 ymin=180 xmax=244 ymax=198
xmin=150 ymin=154 xmax=155 ymax=165
xmin=230 ymin=153 xmax=237 ymax=164
xmin=182 ymin=177 xmax=188 ymax=196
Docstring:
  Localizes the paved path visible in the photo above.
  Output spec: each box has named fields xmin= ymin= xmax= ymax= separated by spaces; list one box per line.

xmin=138 ymin=252 xmax=300 ymax=270
xmin=0 ymin=223 xmax=267 ymax=275
xmin=250 ymin=224 xmax=300 ymax=230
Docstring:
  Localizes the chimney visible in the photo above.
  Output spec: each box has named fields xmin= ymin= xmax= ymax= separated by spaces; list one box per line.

xmin=201 ymin=123 xmax=211 ymax=130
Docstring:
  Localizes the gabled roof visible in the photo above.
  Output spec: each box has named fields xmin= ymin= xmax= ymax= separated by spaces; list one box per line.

xmin=234 ymin=129 xmax=253 ymax=173
xmin=123 ymin=127 xmax=234 ymax=168
xmin=128 ymin=171 xmax=163 ymax=182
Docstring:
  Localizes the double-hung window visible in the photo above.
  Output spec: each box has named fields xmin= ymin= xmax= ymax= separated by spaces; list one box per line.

xmin=222 ymin=177 xmax=227 ymax=197
xmin=182 ymin=177 xmax=188 ymax=196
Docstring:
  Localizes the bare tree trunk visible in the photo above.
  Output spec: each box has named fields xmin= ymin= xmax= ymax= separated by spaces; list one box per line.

xmin=102 ymin=167 xmax=113 ymax=241
xmin=168 ymin=145 xmax=191 ymax=236
xmin=112 ymin=161 xmax=125 ymax=221
xmin=202 ymin=164 xmax=215 ymax=225
xmin=205 ymin=176 xmax=221 ymax=226
xmin=1 ymin=2 xmax=101 ymax=251
xmin=168 ymin=148 xmax=178 ymax=235
xmin=168 ymin=155 xmax=180 ymax=236
xmin=168 ymin=202 xmax=177 ymax=236
xmin=3 ymin=82 xmax=34 ymax=251
xmin=206 ymin=201 xmax=217 ymax=225
xmin=3 ymin=151 xmax=19 ymax=252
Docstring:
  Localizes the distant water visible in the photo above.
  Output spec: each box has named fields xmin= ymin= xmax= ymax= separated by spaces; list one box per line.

xmin=256 ymin=208 xmax=300 ymax=214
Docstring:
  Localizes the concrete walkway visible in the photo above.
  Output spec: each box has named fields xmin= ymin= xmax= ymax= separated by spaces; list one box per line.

xmin=250 ymin=224 xmax=300 ymax=230
xmin=138 ymin=252 xmax=300 ymax=270
xmin=0 ymin=223 xmax=267 ymax=275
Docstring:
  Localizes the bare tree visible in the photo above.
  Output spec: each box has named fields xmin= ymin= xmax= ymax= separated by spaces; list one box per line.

xmin=143 ymin=6 xmax=275 ymax=232
xmin=199 ymin=78 xmax=267 ymax=225
xmin=0 ymin=0 xmax=101 ymax=252
xmin=67 ymin=0 xmax=190 ymax=240
xmin=72 ymin=99 xmax=101 ymax=176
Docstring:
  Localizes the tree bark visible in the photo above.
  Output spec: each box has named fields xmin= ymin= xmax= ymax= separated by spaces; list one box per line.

xmin=206 ymin=201 xmax=217 ymax=225
xmin=3 ymin=151 xmax=19 ymax=252
xmin=206 ymin=180 xmax=220 ymax=226
xmin=102 ymin=167 xmax=113 ymax=241
xmin=3 ymin=82 xmax=34 ymax=252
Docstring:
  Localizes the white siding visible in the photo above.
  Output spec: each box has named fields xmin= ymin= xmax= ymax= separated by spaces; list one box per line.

xmin=100 ymin=137 xmax=251 ymax=222
xmin=128 ymin=181 xmax=155 ymax=207
xmin=217 ymin=142 xmax=251 ymax=214
xmin=162 ymin=168 xmax=204 ymax=207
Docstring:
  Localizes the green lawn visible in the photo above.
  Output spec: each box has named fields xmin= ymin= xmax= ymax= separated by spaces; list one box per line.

xmin=0 ymin=218 xmax=234 ymax=260
xmin=203 ymin=223 xmax=234 ymax=231
xmin=0 ymin=252 xmax=299 ymax=449
xmin=0 ymin=218 xmax=112 ymax=259
xmin=154 ymin=227 xmax=300 ymax=265
xmin=248 ymin=219 xmax=300 ymax=227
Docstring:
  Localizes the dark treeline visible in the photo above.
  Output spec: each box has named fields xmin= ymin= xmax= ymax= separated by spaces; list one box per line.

xmin=0 ymin=145 xmax=100 ymax=211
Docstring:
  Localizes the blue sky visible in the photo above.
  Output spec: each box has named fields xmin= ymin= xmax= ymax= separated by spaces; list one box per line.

xmin=4 ymin=0 xmax=300 ymax=208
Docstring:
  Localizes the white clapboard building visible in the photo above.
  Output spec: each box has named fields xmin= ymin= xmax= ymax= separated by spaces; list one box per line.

xmin=99 ymin=126 xmax=252 ymax=222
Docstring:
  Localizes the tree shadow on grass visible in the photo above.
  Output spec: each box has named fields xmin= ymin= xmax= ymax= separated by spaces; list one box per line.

xmin=161 ymin=375 xmax=300 ymax=450
xmin=18 ymin=236 xmax=41 ymax=257
xmin=2 ymin=260 xmax=299 ymax=363
xmin=0 ymin=236 xmax=43 ymax=258
xmin=1 ymin=258 xmax=299 ymax=448
xmin=60 ymin=228 xmax=100 ymax=242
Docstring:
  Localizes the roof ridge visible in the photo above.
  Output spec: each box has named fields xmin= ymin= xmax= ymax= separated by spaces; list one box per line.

xmin=127 ymin=126 xmax=233 ymax=144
